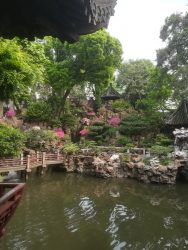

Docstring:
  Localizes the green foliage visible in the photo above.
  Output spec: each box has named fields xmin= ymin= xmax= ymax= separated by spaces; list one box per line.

xmin=0 ymin=38 xmax=46 ymax=107
xmin=117 ymin=59 xmax=155 ymax=107
xmin=102 ymin=127 xmax=117 ymax=138
xmin=62 ymin=143 xmax=79 ymax=154
xmin=90 ymin=126 xmax=103 ymax=133
xmin=0 ymin=124 xmax=25 ymax=157
xmin=157 ymin=12 xmax=188 ymax=99
xmin=154 ymin=133 xmax=173 ymax=146
xmin=118 ymin=136 xmax=132 ymax=146
xmin=88 ymin=122 xmax=117 ymax=143
xmin=61 ymin=114 xmax=78 ymax=129
xmin=44 ymin=30 xmax=122 ymax=116
xmin=26 ymin=129 xmax=58 ymax=151
xmin=87 ymin=131 xmax=98 ymax=138
xmin=26 ymin=101 xmax=52 ymax=122
xmin=83 ymin=140 xmax=97 ymax=148
xmin=159 ymin=157 xmax=173 ymax=166
xmin=119 ymin=113 xmax=160 ymax=136
xmin=92 ymin=121 xmax=105 ymax=126
xmin=136 ymin=68 xmax=172 ymax=112
xmin=49 ymin=119 xmax=62 ymax=128
xmin=112 ymin=100 xmax=131 ymax=111
xmin=150 ymin=145 xmax=173 ymax=157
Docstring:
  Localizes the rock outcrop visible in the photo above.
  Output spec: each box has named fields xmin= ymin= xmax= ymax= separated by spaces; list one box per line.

xmin=60 ymin=149 xmax=178 ymax=184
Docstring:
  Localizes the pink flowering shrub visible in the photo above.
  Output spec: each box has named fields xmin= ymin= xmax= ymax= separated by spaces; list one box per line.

xmin=55 ymin=128 xmax=65 ymax=138
xmin=5 ymin=108 xmax=16 ymax=118
xmin=80 ymin=129 xmax=89 ymax=136
xmin=108 ymin=117 xmax=121 ymax=127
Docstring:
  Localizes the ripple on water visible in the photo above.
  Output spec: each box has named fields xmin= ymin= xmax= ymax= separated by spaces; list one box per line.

xmin=79 ymin=196 xmax=96 ymax=220
xmin=64 ymin=197 xmax=96 ymax=233
xmin=106 ymin=204 xmax=136 ymax=249
xmin=163 ymin=216 xmax=174 ymax=230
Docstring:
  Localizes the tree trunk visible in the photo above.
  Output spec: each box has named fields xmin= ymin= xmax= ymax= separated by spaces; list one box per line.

xmin=57 ymin=88 xmax=72 ymax=118
xmin=0 ymin=101 xmax=3 ymax=118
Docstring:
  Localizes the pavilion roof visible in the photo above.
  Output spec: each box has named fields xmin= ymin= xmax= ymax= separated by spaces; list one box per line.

xmin=166 ymin=99 xmax=188 ymax=127
xmin=101 ymin=85 xmax=121 ymax=101
xmin=0 ymin=0 xmax=117 ymax=42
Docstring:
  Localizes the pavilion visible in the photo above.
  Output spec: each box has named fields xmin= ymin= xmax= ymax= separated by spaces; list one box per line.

xmin=101 ymin=85 xmax=121 ymax=101
xmin=166 ymin=99 xmax=188 ymax=127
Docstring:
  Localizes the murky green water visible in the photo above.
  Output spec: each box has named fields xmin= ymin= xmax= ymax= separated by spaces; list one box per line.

xmin=0 ymin=172 xmax=188 ymax=250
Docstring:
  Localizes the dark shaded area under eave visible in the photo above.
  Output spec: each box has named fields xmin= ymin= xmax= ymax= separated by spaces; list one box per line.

xmin=101 ymin=85 xmax=121 ymax=101
xmin=166 ymin=99 xmax=188 ymax=127
xmin=0 ymin=0 xmax=116 ymax=42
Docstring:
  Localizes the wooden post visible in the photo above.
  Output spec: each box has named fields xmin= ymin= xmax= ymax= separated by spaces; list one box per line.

xmin=42 ymin=152 xmax=46 ymax=168
xmin=36 ymin=151 xmax=39 ymax=163
xmin=20 ymin=153 xmax=23 ymax=166
xmin=57 ymin=149 xmax=60 ymax=160
xmin=26 ymin=155 xmax=31 ymax=173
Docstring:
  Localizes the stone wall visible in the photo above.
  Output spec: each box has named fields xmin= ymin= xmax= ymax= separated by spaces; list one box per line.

xmin=61 ymin=150 xmax=178 ymax=184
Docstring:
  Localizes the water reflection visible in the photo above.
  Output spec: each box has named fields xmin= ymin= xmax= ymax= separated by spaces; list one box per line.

xmin=64 ymin=197 xmax=96 ymax=233
xmin=106 ymin=204 xmax=136 ymax=249
xmin=79 ymin=197 xmax=96 ymax=220
xmin=0 ymin=173 xmax=188 ymax=250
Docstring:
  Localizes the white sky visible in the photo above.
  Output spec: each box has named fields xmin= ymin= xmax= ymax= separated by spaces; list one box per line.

xmin=107 ymin=0 xmax=188 ymax=62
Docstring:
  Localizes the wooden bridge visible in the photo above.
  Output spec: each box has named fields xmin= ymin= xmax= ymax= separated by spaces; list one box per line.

xmin=0 ymin=151 xmax=64 ymax=174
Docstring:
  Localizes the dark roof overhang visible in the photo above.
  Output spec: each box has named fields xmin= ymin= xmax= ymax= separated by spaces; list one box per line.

xmin=101 ymin=85 xmax=121 ymax=101
xmin=0 ymin=0 xmax=117 ymax=42
xmin=166 ymin=99 xmax=188 ymax=127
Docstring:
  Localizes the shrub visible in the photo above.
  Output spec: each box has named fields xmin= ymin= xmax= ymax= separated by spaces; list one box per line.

xmin=0 ymin=124 xmax=25 ymax=157
xmin=25 ymin=101 xmax=52 ymax=122
xmin=159 ymin=157 xmax=173 ymax=166
xmin=150 ymin=145 xmax=173 ymax=157
xmin=61 ymin=114 xmax=78 ymax=129
xmin=108 ymin=117 xmax=121 ymax=127
xmin=118 ymin=136 xmax=132 ymax=146
xmin=154 ymin=133 xmax=173 ymax=146
xmin=49 ymin=119 xmax=62 ymax=128
xmin=119 ymin=113 xmax=161 ymax=136
xmin=112 ymin=100 xmax=131 ymax=111
xmin=62 ymin=143 xmax=79 ymax=154
xmin=26 ymin=129 xmax=58 ymax=151
xmin=90 ymin=126 xmax=103 ymax=133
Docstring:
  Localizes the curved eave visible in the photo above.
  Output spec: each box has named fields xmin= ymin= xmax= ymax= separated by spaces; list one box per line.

xmin=0 ymin=0 xmax=117 ymax=42
xmin=166 ymin=100 xmax=188 ymax=127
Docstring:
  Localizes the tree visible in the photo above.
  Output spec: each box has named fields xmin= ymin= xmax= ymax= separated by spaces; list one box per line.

xmin=117 ymin=59 xmax=154 ymax=107
xmin=137 ymin=67 xmax=172 ymax=113
xmin=44 ymin=30 xmax=123 ymax=117
xmin=157 ymin=12 xmax=188 ymax=99
xmin=0 ymin=38 xmax=46 ymax=115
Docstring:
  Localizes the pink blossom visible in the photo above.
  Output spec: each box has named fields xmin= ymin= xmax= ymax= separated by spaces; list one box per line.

xmin=55 ymin=128 xmax=65 ymax=138
xmin=108 ymin=117 xmax=121 ymax=127
xmin=82 ymin=117 xmax=90 ymax=126
xmin=80 ymin=129 xmax=89 ymax=136
xmin=5 ymin=108 xmax=16 ymax=118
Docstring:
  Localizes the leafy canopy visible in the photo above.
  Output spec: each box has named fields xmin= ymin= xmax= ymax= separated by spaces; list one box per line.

xmin=157 ymin=12 xmax=188 ymax=99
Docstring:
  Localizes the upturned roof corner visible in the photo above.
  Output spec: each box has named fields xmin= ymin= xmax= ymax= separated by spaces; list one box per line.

xmin=0 ymin=0 xmax=117 ymax=42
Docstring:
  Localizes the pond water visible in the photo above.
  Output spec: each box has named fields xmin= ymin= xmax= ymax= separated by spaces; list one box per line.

xmin=0 ymin=172 xmax=188 ymax=250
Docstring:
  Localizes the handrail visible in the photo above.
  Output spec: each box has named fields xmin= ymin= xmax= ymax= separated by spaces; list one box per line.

xmin=0 ymin=152 xmax=64 ymax=172
xmin=0 ymin=183 xmax=25 ymax=205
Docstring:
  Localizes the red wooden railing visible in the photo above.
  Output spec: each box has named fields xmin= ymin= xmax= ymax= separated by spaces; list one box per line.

xmin=0 ymin=151 xmax=64 ymax=172
xmin=0 ymin=183 xmax=26 ymax=237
